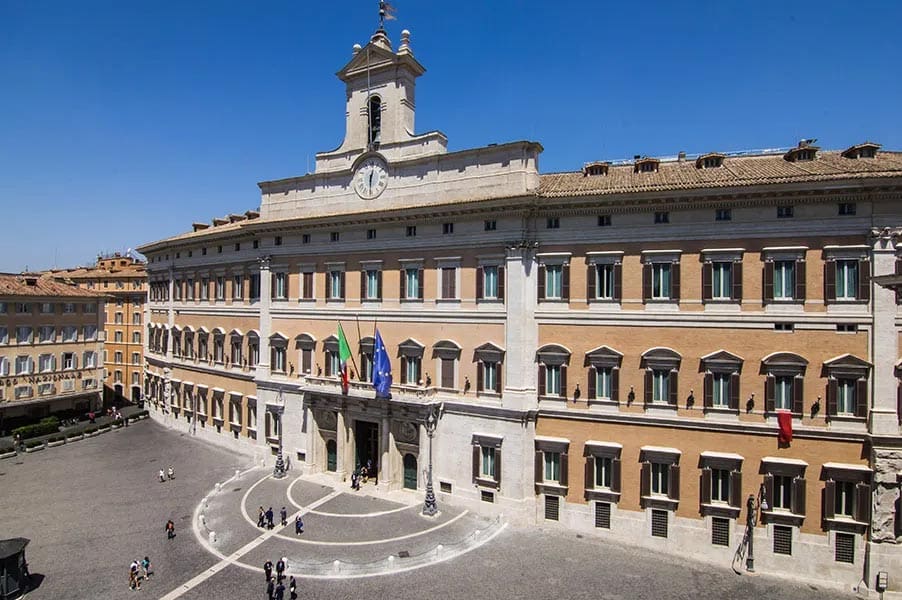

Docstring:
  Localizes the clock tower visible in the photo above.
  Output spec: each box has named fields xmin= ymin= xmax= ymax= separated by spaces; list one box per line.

xmin=314 ymin=25 xmax=448 ymax=174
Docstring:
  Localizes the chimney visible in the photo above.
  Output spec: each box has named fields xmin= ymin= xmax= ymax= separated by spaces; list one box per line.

xmin=678 ymin=151 xmax=686 ymax=162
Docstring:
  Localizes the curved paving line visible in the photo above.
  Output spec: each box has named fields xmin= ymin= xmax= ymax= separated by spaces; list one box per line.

xmin=267 ymin=509 xmax=471 ymax=546
xmin=238 ymin=472 xmax=283 ymax=529
xmin=285 ymin=474 xmax=308 ymax=510
xmin=307 ymin=500 xmax=419 ymax=518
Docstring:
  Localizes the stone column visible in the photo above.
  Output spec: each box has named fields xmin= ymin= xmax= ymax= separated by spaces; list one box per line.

xmin=335 ymin=405 xmax=347 ymax=479
xmin=256 ymin=256 xmax=273 ymax=380
xmin=166 ymin=266 xmax=175 ymax=363
xmin=869 ymin=228 xmax=901 ymax=436
xmin=504 ymin=242 xmax=539 ymax=411
xmin=306 ymin=405 xmax=318 ymax=473
xmin=379 ymin=414 xmax=391 ymax=490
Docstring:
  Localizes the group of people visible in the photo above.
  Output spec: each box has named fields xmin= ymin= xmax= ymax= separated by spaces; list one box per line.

xmin=350 ymin=459 xmax=375 ymax=490
xmin=263 ymin=558 xmax=296 ymax=600
xmin=158 ymin=465 xmax=175 ymax=482
xmin=127 ymin=557 xmax=153 ymax=591
xmin=257 ymin=506 xmax=304 ymax=535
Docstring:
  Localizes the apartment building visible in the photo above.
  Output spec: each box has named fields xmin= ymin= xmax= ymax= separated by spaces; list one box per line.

xmin=137 ymin=23 xmax=902 ymax=593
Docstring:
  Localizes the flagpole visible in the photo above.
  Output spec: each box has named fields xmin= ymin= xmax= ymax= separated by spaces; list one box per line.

xmin=339 ymin=320 xmax=361 ymax=382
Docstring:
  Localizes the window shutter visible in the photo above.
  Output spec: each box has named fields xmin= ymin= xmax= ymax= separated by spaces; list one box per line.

xmin=587 ymin=264 xmax=596 ymax=300
xmin=400 ymin=357 xmax=408 ymax=384
xmin=587 ymin=367 xmax=597 ymax=399
xmin=703 ymin=373 xmax=713 ymax=409
xmin=763 ymin=261 xmax=774 ymax=302
xmin=855 ymin=482 xmax=871 ymax=523
xmin=611 ymin=368 xmax=619 ymax=403
xmin=400 ymin=268 xmax=406 ymax=299
xmin=441 ymin=358 xmax=454 ymax=389
xmin=613 ymin=263 xmax=622 ymax=301
xmin=763 ymin=473 xmax=774 ymax=511
xmin=792 ymin=376 xmax=804 ymax=415
xmin=896 ymin=260 xmax=902 ymax=304
xmin=585 ymin=455 xmax=595 ymax=491
xmin=534 ymin=450 xmax=544 ymax=491
xmin=791 ymin=477 xmax=806 ymax=516
xmin=494 ymin=448 xmax=502 ymax=486
xmin=669 ymin=464 xmax=680 ymax=500
xmin=562 ymin=264 xmax=570 ymax=300
xmin=858 ymin=259 xmax=870 ymax=301
xmin=476 ymin=266 xmax=484 ymax=299
xmin=671 ymin=262 xmax=681 ymax=302
xmin=729 ymin=373 xmax=740 ymax=410
xmin=498 ymin=266 xmax=505 ymax=301
xmin=729 ymin=471 xmax=742 ymax=508
xmin=537 ymin=266 xmax=546 ymax=300
xmin=377 ymin=270 xmax=382 ymax=300
xmin=415 ymin=359 xmax=422 ymax=384
xmin=826 ymin=379 xmax=837 ymax=417
xmin=360 ymin=270 xmax=366 ymax=299
xmin=325 ymin=273 xmax=332 ymax=299
xmin=700 ymin=467 xmax=712 ymax=506
xmin=765 ymin=375 xmax=776 ymax=413
xmin=611 ymin=458 xmax=621 ymax=493
xmin=538 ymin=366 xmax=546 ymax=397
xmin=855 ymin=378 xmax=868 ymax=418
xmin=560 ymin=365 xmax=568 ymax=398
xmin=644 ymin=370 xmax=653 ymax=405
xmin=795 ymin=260 xmax=806 ymax=301
xmin=640 ymin=462 xmax=650 ymax=500
xmin=642 ymin=263 xmax=651 ymax=303
xmin=560 ymin=453 xmax=569 ymax=487
xmin=824 ymin=260 xmax=836 ymax=303
xmin=476 ymin=361 xmax=483 ymax=392
xmin=732 ymin=261 xmax=743 ymax=301
xmin=495 ymin=365 xmax=502 ymax=393
xmin=417 ymin=269 xmax=424 ymax=300
xmin=702 ymin=263 xmax=713 ymax=301
xmin=823 ymin=479 xmax=836 ymax=520
xmin=303 ymin=272 xmax=312 ymax=299
xmin=668 ymin=370 xmax=679 ymax=405
xmin=472 ymin=446 xmax=480 ymax=483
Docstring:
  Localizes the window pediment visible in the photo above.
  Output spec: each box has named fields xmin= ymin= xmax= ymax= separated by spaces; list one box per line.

xmin=269 ymin=331 xmax=288 ymax=345
xmin=359 ymin=336 xmax=374 ymax=354
xmin=537 ymin=344 xmax=571 ymax=367
xmin=699 ymin=350 xmax=744 ymax=374
xmin=640 ymin=347 xmax=681 ymax=370
xmin=584 ymin=345 xmax=623 ymax=369
xmin=322 ymin=334 xmax=339 ymax=352
xmin=398 ymin=338 xmax=425 ymax=358
xmin=761 ymin=352 xmax=808 ymax=375
xmin=821 ymin=353 xmax=871 ymax=378
xmin=432 ymin=340 xmax=461 ymax=360
xmin=473 ymin=342 xmax=505 ymax=364
xmin=295 ymin=333 xmax=315 ymax=350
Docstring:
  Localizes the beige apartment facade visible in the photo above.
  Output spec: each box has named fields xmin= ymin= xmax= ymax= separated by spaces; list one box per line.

xmin=138 ymin=23 xmax=902 ymax=595
xmin=63 ymin=253 xmax=147 ymax=406
xmin=0 ymin=273 xmax=105 ymax=427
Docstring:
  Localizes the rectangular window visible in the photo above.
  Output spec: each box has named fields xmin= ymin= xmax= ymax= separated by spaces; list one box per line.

xmin=131 ymin=352 xmax=140 ymax=365
xmin=545 ymin=265 xmax=563 ymax=299
xmin=330 ymin=232 xmax=339 ymax=242
xmin=545 ymin=365 xmax=561 ymax=396
xmin=654 ymin=212 xmax=669 ymax=224
xmin=594 ymin=264 xmax=615 ymax=300
xmin=777 ymin=206 xmax=794 ymax=219
xmin=62 ymin=352 xmax=75 ymax=370
xmin=63 ymin=303 xmax=75 ymax=313
xmin=272 ymin=347 xmax=286 ymax=372
xmin=773 ymin=525 xmax=793 ymax=555
xmin=274 ymin=235 xmax=282 ymax=246
xmin=712 ymin=373 xmax=730 ymax=407
xmin=651 ymin=509 xmax=669 ymax=538
xmin=651 ymin=370 xmax=669 ymax=403
xmin=301 ymin=271 xmax=314 ymax=300
xmin=406 ymin=226 xmax=417 ymax=237
xmin=595 ymin=502 xmax=612 ymax=529
xmin=39 ymin=354 xmax=53 ymax=372
xmin=0 ymin=327 xmax=7 ymax=344
xmin=835 ymin=260 xmax=859 ymax=300
xmin=365 ymin=270 xmax=380 ymax=300
xmin=484 ymin=220 xmax=497 ymax=231
xmin=114 ymin=351 xmax=123 ymax=363
xmin=711 ymin=468 xmax=731 ymax=503
xmin=773 ymin=261 xmax=795 ymax=300
xmin=215 ymin=276 xmax=225 ymax=300
xmin=483 ymin=266 xmax=499 ymax=299
xmin=773 ymin=475 xmax=793 ymax=511
xmin=595 ymin=367 xmax=613 ymax=400
xmin=482 ymin=362 xmax=498 ymax=392
xmin=651 ymin=263 xmax=671 ymax=299
xmin=0 ymin=302 xmax=6 ymax=314
xmin=40 ymin=302 xmax=54 ymax=314
xmin=367 ymin=229 xmax=376 ymax=240
xmin=249 ymin=274 xmax=261 ymax=300
xmin=114 ymin=312 xmax=123 ymax=324
xmin=84 ymin=303 xmax=97 ymax=314
xmin=775 ymin=376 xmax=793 ymax=411
xmin=650 ymin=462 xmax=669 ymax=496
xmin=328 ymin=271 xmax=343 ymax=300
xmin=15 ymin=356 xmax=31 ymax=374
xmin=546 ymin=217 xmax=560 ymax=229
xmin=711 ymin=262 xmax=732 ymax=299
xmin=715 ymin=209 xmax=732 ymax=222
xmin=232 ymin=275 xmax=244 ymax=300
xmin=545 ymin=495 xmax=560 ymax=521
xmin=481 ymin=446 xmax=496 ymax=479
xmin=594 ymin=456 xmax=613 ymax=489
xmin=249 ymin=341 xmax=259 ymax=367
xmin=40 ymin=383 xmax=55 ymax=396
xmin=200 ymin=278 xmax=209 ymax=300
xmin=441 ymin=267 xmax=456 ymax=299
xmin=83 ymin=352 xmax=96 ymax=368
xmin=132 ymin=331 xmax=141 ymax=343
xmin=544 ymin=451 xmax=561 ymax=482
xmin=711 ymin=517 xmax=730 ymax=546
xmin=273 ymin=272 xmax=287 ymax=299
xmin=838 ymin=203 xmax=856 ymax=216
xmin=837 ymin=379 xmax=856 ymax=415
xmin=17 ymin=326 xmax=33 ymax=344
xmin=834 ymin=480 xmax=855 ymax=518
xmin=443 ymin=222 xmax=454 ymax=235
xmin=113 ymin=331 xmax=123 ymax=343
xmin=132 ymin=312 xmax=141 ymax=325
xmin=404 ymin=268 xmax=420 ymax=299
xmin=302 ymin=234 xmax=310 ymax=244
xmin=404 ymin=356 xmax=421 ymax=385
xmin=597 ymin=214 xmax=611 ymax=227
xmin=326 ymin=350 xmax=340 ymax=377
xmin=16 ymin=303 xmax=30 ymax=314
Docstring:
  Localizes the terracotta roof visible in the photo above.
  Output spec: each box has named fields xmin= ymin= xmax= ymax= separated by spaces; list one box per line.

xmin=539 ymin=150 xmax=902 ymax=198
xmin=0 ymin=273 xmax=107 ymax=298
xmin=62 ymin=265 xmax=146 ymax=279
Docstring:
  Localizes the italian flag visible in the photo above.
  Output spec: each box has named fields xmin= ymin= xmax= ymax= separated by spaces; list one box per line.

xmin=337 ymin=322 xmax=352 ymax=394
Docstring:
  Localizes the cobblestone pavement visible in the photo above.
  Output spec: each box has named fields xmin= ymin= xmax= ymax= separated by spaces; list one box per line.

xmin=0 ymin=420 xmax=852 ymax=599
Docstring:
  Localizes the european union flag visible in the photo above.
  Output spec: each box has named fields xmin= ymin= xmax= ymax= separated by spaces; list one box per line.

xmin=373 ymin=328 xmax=392 ymax=399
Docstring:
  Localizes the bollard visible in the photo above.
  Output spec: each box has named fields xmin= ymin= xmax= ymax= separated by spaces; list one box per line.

xmin=215 ymin=482 xmax=222 ymax=492
xmin=208 ymin=531 xmax=217 ymax=544
xmin=200 ymin=514 xmax=206 ymax=526
xmin=474 ymin=529 xmax=481 ymax=539
xmin=436 ymin=544 xmax=443 ymax=558
xmin=387 ymin=556 xmax=395 ymax=570
xmin=332 ymin=560 xmax=341 ymax=575
xmin=235 ymin=469 xmax=240 ymax=479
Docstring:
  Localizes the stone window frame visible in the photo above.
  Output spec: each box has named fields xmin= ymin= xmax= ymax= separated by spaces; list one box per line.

xmin=537 ymin=344 xmax=571 ymax=399
xmin=472 ymin=433 xmax=503 ymax=490
xmin=700 ymin=350 xmax=743 ymax=413
xmin=586 ymin=251 xmax=623 ymax=304
xmin=228 ymin=391 xmax=243 ymax=431
xmin=246 ymin=330 xmax=260 ymax=368
xmin=820 ymin=462 xmax=872 ymax=533
xmin=358 ymin=336 xmax=375 ymax=383
xmin=476 ymin=256 xmax=505 ymax=303
xmin=760 ymin=457 xmax=808 ymax=527
xmin=822 ymin=245 xmax=871 ymax=304
xmin=534 ymin=436 xmax=570 ymax=496
xmin=641 ymin=347 xmax=681 ymax=408
xmin=699 ymin=451 xmax=744 ymax=518
xmin=473 ymin=342 xmax=505 ymax=396
xmin=359 ymin=260 xmax=383 ymax=303
xmin=641 ymin=250 xmax=682 ymax=304
xmin=298 ymin=263 xmax=316 ymax=302
xmin=228 ymin=329 xmax=244 ymax=367
xmin=432 ymin=340 xmax=461 ymax=390
xmin=269 ymin=332 xmax=288 ymax=373
xmin=399 ymin=259 xmax=425 ymax=302
xmin=537 ymin=252 xmax=572 ymax=303
xmin=822 ymin=354 xmax=871 ymax=420
xmin=583 ymin=441 xmax=623 ymax=503
xmin=639 ymin=446 xmax=681 ymax=510
xmin=293 ymin=333 xmax=315 ymax=375
xmin=397 ymin=338 xmax=425 ymax=385
xmin=700 ymin=248 xmax=744 ymax=303
xmin=324 ymin=261 xmax=346 ymax=303
xmin=584 ymin=345 xmax=623 ymax=405
xmin=762 ymin=246 xmax=807 ymax=304
xmin=761 ymin=352 xmax=808 ymax=416
xmin=435 ymin=256 xmax=461 ymax=303
xmin=322 ymin=335 xmax=341 ymax=378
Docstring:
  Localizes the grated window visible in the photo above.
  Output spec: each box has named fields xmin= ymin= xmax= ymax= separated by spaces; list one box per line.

xmin=481 ymin=490 xmax=495 ymax=503
xmin=773 ymin=525 xmax=793 ymax=555
xmin=544 ymin=495 xmax=560 ymax=521
xmin=711 ymin=517 xmax=730 ymax=546
xmin=439 ymin=481 xmax=452 ymax=494
xmin=595 ymin=502 xmax=611 ymax=529
xmin=835 ymin=533 xmax=855 ymax=564
xmin=651 ymin=509 xmax=668 ymax=538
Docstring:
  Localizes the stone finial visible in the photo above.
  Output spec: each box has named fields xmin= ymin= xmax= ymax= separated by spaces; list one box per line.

xmin=352 ymin=43 xmax=362 ymax=54
xmin=399 ymin=29 xmax=411 ymax=53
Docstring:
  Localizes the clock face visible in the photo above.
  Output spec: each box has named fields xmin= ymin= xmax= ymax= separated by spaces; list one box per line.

xmin=353 ymin=157 xmax=389 ymax=199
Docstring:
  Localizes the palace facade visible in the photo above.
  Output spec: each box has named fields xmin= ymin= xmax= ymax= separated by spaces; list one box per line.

xmin=138 ymin=24 xmax=902 ymax=594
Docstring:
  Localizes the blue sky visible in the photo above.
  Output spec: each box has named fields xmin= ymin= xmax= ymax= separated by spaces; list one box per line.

xmin=1 ymin=1 xmax=900 ymax=272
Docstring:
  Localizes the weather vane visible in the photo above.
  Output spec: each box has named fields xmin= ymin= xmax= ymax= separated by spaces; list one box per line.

xmin=378 ymin=1 xmax=396 ymax=30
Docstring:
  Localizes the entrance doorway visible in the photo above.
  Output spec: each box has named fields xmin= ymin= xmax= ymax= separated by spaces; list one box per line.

xmin=403 ymin=453 xmax=418 ymax=490
xmin=354 ymin=420 xmax=379 ymax=480
xmin=326 ymin=439 xmax=337 ymax=472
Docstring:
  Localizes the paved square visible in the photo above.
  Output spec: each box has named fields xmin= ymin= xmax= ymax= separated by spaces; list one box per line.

xmin=0 ymin=420 xmax=852 ymax=599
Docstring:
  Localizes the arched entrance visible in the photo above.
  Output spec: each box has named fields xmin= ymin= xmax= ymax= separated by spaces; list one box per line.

xmin=131 ymin=386 xmax=141 ymax=404
xmin=326 ymin=439 xmax=337 ymax=472
xmin=403 ymin=453 xmax=418 ymax=490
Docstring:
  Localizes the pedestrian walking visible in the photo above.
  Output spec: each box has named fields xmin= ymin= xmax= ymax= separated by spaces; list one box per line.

xmin=141 ymin=556 xmax=152 ymax=579
xmin=167 ymin=465 xmax=174 ymax=480
xmin=274 ymin=581 xmax=285 ymax=600
xmin=275 ymin=557 xmax=285 ymax=581
xmin=266 ymin=506 xmax=274 ymax=529
xmin=166 ymin=519 xmax=175 ymax=540
xmin=294 ymin=515 xmax=304 ymax=535
xmin=159 ymin=469 xmax=165 ymax=483
xmin=280 ymin=506 xmax=287 ymax=526
xmin=289 ymin=576 xmax=297 ymax=599
xmin=266 ymin=577 xmax=274 ymax=600
xmin=130 ymin=559 xmax=142 ymax=590
xmin=258 ymin=506 xmax=266 ymax=528
xmin=263 ymin=559 xmax=273 ymax=582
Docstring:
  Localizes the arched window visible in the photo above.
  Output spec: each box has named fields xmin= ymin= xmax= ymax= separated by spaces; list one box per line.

xmin=537 ymin=344 xmax=571 ymax=398
xmin=640 ymin=347 xmax=682 ymax=407
xmin=760 ymin=352 xmax=808 ymax=415
xmin=368 ymin=95 xmax=382 ymax=147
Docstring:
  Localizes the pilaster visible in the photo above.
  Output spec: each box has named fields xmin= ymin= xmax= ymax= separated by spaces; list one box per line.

xmin=504 ymin=241 xmax=539 ymax=411
xmin=256 ymin=256 xmax=273 ymax=380
xmin=869 ymin=227 xmax=901 ymax=436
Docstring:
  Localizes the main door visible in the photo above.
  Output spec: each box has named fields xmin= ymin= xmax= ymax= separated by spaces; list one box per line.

xmin=326 ymin=439 xmax=337 ymax=472
xmin=354 ymin=420 xmax=380 ymax=478
xmin=403 ymin=453 xmax=417 ymax=490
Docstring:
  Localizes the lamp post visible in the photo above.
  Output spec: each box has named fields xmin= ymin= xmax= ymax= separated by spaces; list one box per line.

xmin=746 ymin=483 xmax=767 ymax=572
xmin=422 ymin=406 xmax=439 ymax=516
xmin=272 ymin=390 xmax=287 ymax=479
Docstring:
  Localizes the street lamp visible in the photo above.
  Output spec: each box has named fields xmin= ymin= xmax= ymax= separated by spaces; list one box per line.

xmin=422 ymin=406 xmax=439 ymax=516
xmin=272 ymin=389 xmax=287 ymax=479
